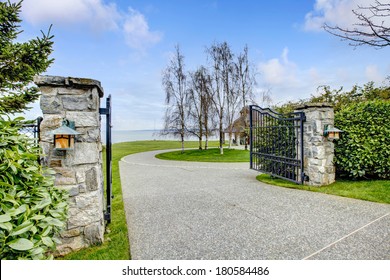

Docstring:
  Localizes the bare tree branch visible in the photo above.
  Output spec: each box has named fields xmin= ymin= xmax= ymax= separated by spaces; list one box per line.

xmin=323 ymin=1 xmax=390 ymax=48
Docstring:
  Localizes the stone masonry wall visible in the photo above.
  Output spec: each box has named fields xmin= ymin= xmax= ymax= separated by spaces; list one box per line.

xmin=34 ymin=75 xmax=105 ymax=255
xmin=295 ymin=103 xmax=335 ymax=186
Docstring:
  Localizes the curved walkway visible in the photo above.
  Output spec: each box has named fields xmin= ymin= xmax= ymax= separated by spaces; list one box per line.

xmin=119 ymin=150 xmax=390 ymax=260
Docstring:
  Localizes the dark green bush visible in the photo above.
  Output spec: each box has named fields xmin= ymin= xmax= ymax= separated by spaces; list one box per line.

xmin=0 ymin=116 xmax=68 ymax=259
xmin=335 ymin=100 xmax=390 ymax=179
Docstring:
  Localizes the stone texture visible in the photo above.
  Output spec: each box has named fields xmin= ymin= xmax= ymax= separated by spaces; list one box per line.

xmin=53 ymin=168 xmax=76 ymax=185
xmin=34 ymin=75 xmax=104 ymax=97
xmin=57 ymin=185 xmax=80 ymax=197
xmin=67 ymin=206 xmax=103 ymax=229
xmin=49 ymin=160 xmax=62 ymax=168
xmin=84 ymin=222 xmax=104 ymax=245
xmin=85 ymin=167 xmax=98 ymax=191
xmin=40 ymin=95 xmax=62 ymax=114
xmin=66 ymin=112 xmax=98 ymax=127
xmin=62 ymin=96 xmax=90 ymax=111
xmin=39 ymin=115 xmax=64 ymax=142
xmin=72 ymin=143 xmax=100 ymax=165
xmin=78 ymin=184 xmax=87 ymax=193
xmin=55 ymin=235 xmax=85 ymax=256
xmin=60 ymin=228 xmax=82 ymax=238
xmin=295 ymin=103 xmax=336 ymax=186
xmin=74 ymin=127 xmax=100 ymax=143
xmin=75 ymin=191 xmax=99 ymax=209
xmin=58 ymin=88 xmax=88 ymax=95
xmin=37 ymin=75 xmax=105 ymax=256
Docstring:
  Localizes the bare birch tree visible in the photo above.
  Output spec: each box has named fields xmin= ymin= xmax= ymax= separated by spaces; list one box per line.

xmin=187 ymin=66 xmax=214 ymax=150
xmin=225 ymin=64 xmax=241 ymax=149
xmin=161 ymin=45 xmax=188 ymax=152
xmin=235 ymin=45 xmax=257 ymax=150
xmin=201 ymin=70 xmax=216 ymax=151
xmin=207 ymin=41 xmax=234 ymax=155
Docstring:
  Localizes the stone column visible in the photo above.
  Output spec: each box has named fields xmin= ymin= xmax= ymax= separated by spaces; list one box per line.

xmin=34 ymin=75 xmax=105 ymax=255
xmin=295 ymin=103 xmax=335 ymax=186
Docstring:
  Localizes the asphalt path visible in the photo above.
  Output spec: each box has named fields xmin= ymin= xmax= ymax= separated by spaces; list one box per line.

xmin=119 ymin=150 xmax=390 ymax=260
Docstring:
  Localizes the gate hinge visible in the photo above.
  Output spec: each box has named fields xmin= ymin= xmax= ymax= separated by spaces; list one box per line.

xmin=104 ymin=211 xmax=111 ymax=222
xmin=302 ymin=173 xmax=309 ymax=182
xmin=99 ymin=108 xmax=109 ymax=115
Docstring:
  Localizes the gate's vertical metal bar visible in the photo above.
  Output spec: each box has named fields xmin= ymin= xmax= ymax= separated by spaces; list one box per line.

xmin=37 ymin=117 xmax=43 ymax=165
xmin=249 ymin=105 xmax=253 ymax=169
xmin=36 ymin=117 xmax=43 ymax=142
xmin=299 ymin=112 xmax=305 ymax=184
xmin=106 ymin=95 xmax=112 ymax=224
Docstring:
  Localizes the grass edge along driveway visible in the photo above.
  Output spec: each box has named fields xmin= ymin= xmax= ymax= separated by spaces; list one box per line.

xmin=257 ymin=174 xmax=390 ymax=205
xmin=155 ymin=148 xmax=250 ymax=162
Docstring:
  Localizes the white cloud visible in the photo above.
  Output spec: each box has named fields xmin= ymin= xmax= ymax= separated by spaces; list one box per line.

xmin=20 ymin=0 xmax=120 ymax=31
xmin=304 ymin=0 xmax=377 ymax=31
xmin=256 ymin=48 xmax=352 ymax=104
xmin=123 ymin=8 xmax=163 ymax=51
xmin=365 ymin=65 xmax=384 ymax=82
xmin=18 ymin=0 xmax=162 ymax=51
xmin=258 ymin=48 xmax=298 ymax=85
xmin=256 ymin=49 xmax=387 ymax=106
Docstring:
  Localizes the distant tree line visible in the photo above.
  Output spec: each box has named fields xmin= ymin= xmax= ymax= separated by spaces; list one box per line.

xmin=161 ymin=42 xmax=257 ymax=154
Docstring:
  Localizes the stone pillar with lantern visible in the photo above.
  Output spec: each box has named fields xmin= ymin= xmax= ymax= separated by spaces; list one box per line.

xmin=295 ymin=103 xmax=341 ymax=186
xmin=35 ymin=75 xmax=105 ymax=255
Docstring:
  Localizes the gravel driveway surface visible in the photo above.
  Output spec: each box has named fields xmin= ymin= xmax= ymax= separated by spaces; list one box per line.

xmin=119 ymin=150 xmax=390 ymax=260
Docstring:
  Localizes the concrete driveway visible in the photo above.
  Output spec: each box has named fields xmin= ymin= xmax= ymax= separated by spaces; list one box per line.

xmin=119 ymin=150 xmax=390 ymax=260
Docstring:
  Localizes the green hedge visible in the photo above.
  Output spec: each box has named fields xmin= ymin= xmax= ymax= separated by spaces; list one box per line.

xmin=335 ymin=100 xmax=390 ymax=179
xmin=0 ymin=117 xmax=68 ymax=259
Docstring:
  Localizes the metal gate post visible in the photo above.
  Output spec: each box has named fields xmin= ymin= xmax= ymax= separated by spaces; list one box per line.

xmin=100 ymin=94 xmax=112 ymax=224
xmin=249 ymin=105 xmax=253 ymax=169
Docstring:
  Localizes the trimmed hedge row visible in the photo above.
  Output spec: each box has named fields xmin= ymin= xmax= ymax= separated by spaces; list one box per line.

xmin=335 ymin=100 xmax=390 ymax=179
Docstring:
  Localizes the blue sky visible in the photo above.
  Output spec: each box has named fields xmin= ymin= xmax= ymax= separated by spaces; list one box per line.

xmin=16 ymin=0 xmax=390 ymax=130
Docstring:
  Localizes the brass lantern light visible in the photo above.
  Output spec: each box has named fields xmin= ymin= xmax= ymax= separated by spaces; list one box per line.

xmin=51 ymin=119 xmax=80 ymax=152
xmin=323 ymin=124 xmax=343 ymax=140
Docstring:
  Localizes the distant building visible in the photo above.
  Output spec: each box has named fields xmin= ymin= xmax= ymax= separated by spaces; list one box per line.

xmin=224 ymin=107 xmax=250 ymax=145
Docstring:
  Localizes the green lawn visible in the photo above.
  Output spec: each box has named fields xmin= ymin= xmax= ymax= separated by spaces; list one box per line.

xmin=155 ymin=148 xmax=250 ymax=162
xmin=60 ymin=140 xmax=220 ymax=260
xmin=257 ymin=174 xmax=390 ymax=204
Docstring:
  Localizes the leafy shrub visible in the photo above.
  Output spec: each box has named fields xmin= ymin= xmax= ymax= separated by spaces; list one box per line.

xmin=0 ymin=116 xmax=68 ymax=260
xmin=335 ymin=100 xmax=390 ymax=179
xmin=274 ymin=81 xmax=390 ymax=114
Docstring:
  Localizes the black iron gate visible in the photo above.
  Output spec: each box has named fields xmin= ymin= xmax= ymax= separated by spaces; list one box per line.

xmin=20 ymin=117 xmax=43 ymax=144
xmin=100 ymin=95 xmax=112 ymax=224
xmin=249 ymin=105 xmax=306 ymax=184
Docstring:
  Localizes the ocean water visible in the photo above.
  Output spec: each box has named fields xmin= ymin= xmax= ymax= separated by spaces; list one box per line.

xmin=102 ymin=130 xmax=218 ymax=144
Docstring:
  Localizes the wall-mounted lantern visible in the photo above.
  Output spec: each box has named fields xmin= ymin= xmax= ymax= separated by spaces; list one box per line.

xmin=51 ymin=119 xmax=80 ymax=152
xmin=323 ymin=124 xmax=343 ymax=140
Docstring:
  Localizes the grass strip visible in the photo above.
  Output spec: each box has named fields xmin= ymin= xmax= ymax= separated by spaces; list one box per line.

xmin=256 ymin=174 xmax=390 ymax=204
xmin=155 ymin=148 xmax=250 ymax=162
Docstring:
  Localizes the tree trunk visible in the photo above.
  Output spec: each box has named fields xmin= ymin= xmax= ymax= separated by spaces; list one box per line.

xmin=198 ymin=119 xmax=203 ymax=149
xmin=181 ymin=133 xmax=184 ymax=153
xmin=198 ymin=136 xmax=202 ymax=150
xmin=219 ymin=120 xmax=224 ymax=155
xmin=204 ymin=117 xmax=209 ymax=150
